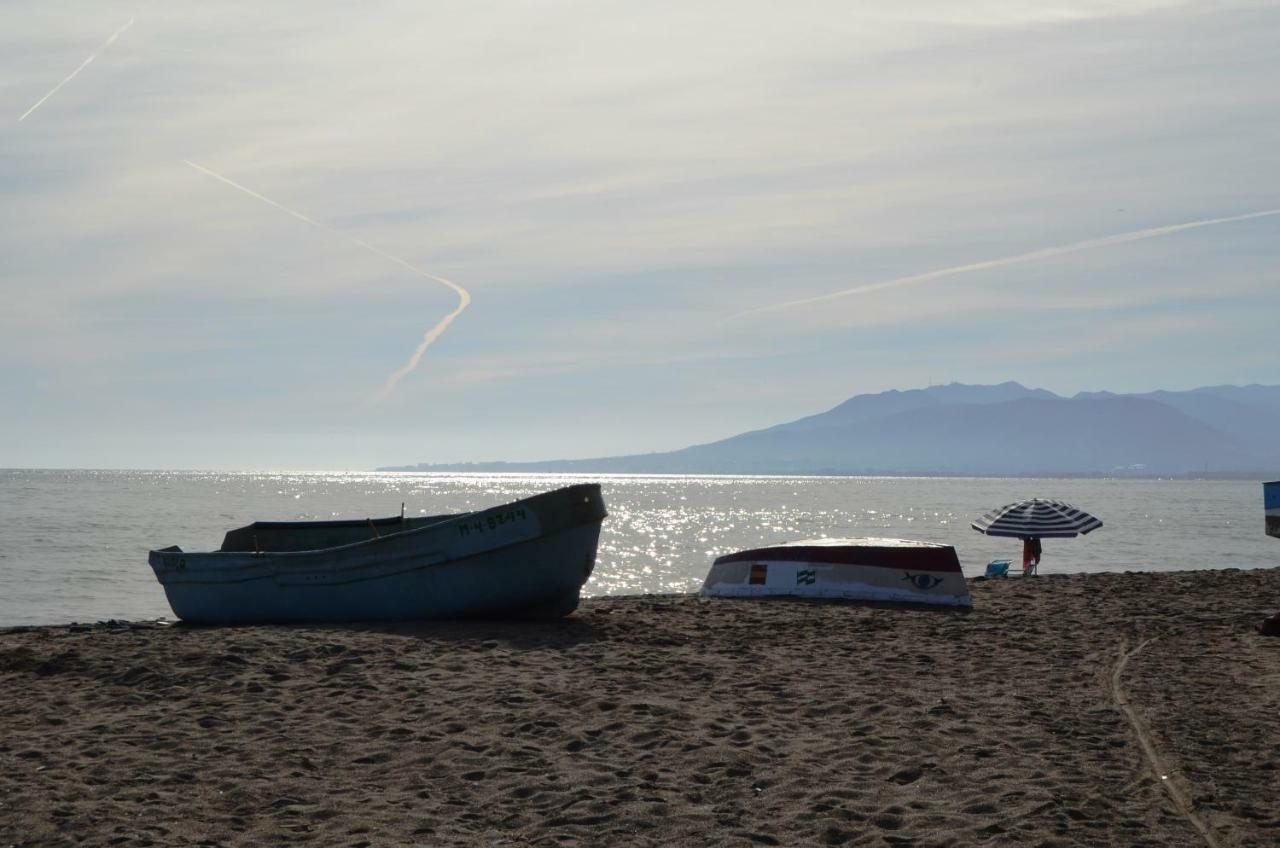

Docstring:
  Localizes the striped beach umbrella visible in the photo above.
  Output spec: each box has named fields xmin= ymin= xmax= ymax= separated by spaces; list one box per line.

xmin=971 ymin=498 xmax=1103 ymax=539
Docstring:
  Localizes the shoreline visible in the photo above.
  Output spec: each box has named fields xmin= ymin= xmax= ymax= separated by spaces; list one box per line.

xmin=2 ymin=568 xmax=1278 ymax=846
xmin=5 ymin=564 xmax=1280 ymax=633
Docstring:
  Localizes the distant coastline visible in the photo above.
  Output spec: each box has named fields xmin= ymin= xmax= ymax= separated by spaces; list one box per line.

xmin=375 ymin=464 xmax=1278 ymax=481
xmin=377 ymin=381 xmax=1280 ymax=478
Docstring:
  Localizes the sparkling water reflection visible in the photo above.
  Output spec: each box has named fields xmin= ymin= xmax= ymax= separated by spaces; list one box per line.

xmin=0 ymin=470 xmax=1274 ymax=625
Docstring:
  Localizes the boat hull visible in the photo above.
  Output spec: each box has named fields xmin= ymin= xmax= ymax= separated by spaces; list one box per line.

xmin=1266 ymin=481 xmax=1280 ymax=539
xmin=701 ymin=539 xmax=972 ymax=608
xmin=149 ymin=485 xmax=605 ymax=624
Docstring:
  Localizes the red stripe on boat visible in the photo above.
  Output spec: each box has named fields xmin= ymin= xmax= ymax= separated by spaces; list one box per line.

xmin=715 ymin=545 xmax=962 ymax=573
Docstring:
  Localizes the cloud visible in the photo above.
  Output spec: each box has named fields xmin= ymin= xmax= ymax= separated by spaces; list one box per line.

xmin=183 ymin=160 xmax=471 ymax=402
xmin=726 ymin=208 xmax=1280 ymax=321
xmin=17 ymin=16 xmax=134 ymax=122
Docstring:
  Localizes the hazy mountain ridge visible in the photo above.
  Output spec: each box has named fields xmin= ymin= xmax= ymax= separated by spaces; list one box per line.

xmin=379 ymin=382 xmax=1280 ymax=476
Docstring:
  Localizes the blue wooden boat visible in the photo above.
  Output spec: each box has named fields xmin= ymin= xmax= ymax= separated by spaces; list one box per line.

xmin=1266 ymin=481 xmax=1280 ymax=539
xmin=148 ymin=484 xmax=607 ymax=624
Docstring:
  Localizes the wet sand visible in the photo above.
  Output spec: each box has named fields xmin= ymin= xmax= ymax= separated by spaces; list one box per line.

xmin=1 ymin=568 xmax=1278 ymax=847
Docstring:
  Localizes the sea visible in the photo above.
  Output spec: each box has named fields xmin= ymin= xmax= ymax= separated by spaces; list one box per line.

xmin=0 ymin=469 xmax=1274 ymax=627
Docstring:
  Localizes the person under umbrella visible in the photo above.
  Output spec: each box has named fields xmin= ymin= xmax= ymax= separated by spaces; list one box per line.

xmin=972 ymin=498 xmax=1102 ymax=576
xmin=1021 ymin=536 xmax=1043 ymax=575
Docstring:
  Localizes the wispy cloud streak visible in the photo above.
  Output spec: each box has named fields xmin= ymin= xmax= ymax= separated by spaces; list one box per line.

xmin=183 ymin=160 xmax=470 ymax=402
xmin=18 ymin=17 xmax=135 ymax=122
xmin=727 ymin=207 xmax=1280 ymax=321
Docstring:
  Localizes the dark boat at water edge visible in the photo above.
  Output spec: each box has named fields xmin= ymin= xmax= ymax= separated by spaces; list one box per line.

xmin=148 ymin=484 xmax=607 ymax=625
xmin=1266 ymin=481 xmax=1280 ymax=539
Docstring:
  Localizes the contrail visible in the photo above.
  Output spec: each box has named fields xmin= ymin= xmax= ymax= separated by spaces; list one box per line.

xmin=183 ymin=160 xmax=471 ymax=402
xmin=19 ymin=17 xmax=135 ymax=122
xmin=727 ymin=207 xmax=1280 ymax=321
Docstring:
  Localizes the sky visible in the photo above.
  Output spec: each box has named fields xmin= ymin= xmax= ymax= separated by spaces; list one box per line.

xmin=2 ymin=0 xmax=1278 ymax=470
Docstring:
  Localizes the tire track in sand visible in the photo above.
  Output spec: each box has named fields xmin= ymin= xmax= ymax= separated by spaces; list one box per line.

xmin=1111 ymin=638 xmax=1224 ymax=848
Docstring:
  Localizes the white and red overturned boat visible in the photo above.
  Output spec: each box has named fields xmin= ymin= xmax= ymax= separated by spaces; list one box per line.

xmin=700 ymin=538 xmax=972 ymax=608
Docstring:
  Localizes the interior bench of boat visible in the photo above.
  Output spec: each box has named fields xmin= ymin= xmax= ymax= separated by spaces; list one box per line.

xmin=219 ymin=514 xmax=456 ymax=553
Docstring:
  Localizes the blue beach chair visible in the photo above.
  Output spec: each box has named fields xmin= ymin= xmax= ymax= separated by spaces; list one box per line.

xmin=984 ymin=559 xmax=1011 ymax=578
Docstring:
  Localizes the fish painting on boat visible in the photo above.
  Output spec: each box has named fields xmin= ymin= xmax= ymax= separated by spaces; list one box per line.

xmin=148 ymin=484 xmax=607 ymax=624
xmin=701 ymin=538 xmax=972 ymax=608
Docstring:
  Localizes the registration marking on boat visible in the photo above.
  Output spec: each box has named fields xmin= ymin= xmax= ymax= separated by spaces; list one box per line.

xmin=457 ymin=508 xmax=531 ymax=537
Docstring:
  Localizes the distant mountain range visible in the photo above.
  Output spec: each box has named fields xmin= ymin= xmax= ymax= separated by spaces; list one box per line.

xmin=378 ymin=382 xmax=1280 ymax=476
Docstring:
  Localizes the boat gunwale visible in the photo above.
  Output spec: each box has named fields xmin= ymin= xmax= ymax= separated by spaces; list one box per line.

xmin=232 ymin=513 xmax=453 ymax=532
xmin=151 ymin=521 xmax=603 ymax=587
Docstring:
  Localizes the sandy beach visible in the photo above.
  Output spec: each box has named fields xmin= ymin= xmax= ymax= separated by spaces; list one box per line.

xmin=2 ymin=568 xmax=1277 ymax=847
